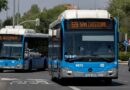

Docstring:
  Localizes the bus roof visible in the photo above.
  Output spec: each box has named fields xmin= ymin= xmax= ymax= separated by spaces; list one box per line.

xmin=25 ymin=33 xmax=49 ymax=38
xmin=49 ymin=10 xmax=111 ymax=29
xmin=0 ymin=26 xmax=49 ymax=38
xmin=59 ymin=10 xmax=111 ymax=20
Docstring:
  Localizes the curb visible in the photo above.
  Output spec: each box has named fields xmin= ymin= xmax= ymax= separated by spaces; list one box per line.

xmin=119 ymin=63 xmax=128 ymax=65
xmin=119 ymin=60 xmax=128 ymax=65
xmin=118 ymin=60 xmax=128 ymax=65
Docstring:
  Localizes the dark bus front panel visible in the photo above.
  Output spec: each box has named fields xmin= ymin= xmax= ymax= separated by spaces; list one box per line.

xmin=0 ymin=35 xmax=24 ymax=70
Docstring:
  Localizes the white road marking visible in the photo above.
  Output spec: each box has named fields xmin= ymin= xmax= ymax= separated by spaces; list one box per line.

xmin=27 ymin=79 xmax=49 ymax=84
xmin=1 ymin=78 xmax=19 ymax=81
xmin=9 ymin=79 xmax=49 ymax=85
xmin=10 ymin=81 xmax=27 ymax=85
xmin=118 ymin=79 xmax=128 ymax=83
xmin=69 ymin=86 xmax=81 ymax=90
xmin=119 ymin=63 xmax=128 ymax=65
xmin=119 ymin=62 xmax=128 ymax=65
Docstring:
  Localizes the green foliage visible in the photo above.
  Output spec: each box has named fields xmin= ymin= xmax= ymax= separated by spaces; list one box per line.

xmin=108 ymin=0 xmax=126 ymax=20
xmin=0 ymin=0 xmax=8 ymax=12
xmin=119 ymin=43 xmax=125 ymax=51
xmin=19 ymin=4 xmax=40 ymax=29
xmin=108 ymin=0 xmax=130 ymax=33
xmin=2 ymin=17 xmax=12 ymax=26
xmin=19 ymin=4 xmax=67 ymax=33
xmin=108 ymin=0 xmax=130 ymax=60
xmin=2 ymin=4 xmax=67 ymax=33
xmin=119 ymin=52 xmax=130 ymax=61
xmin=127 ymin=46 xmax=130 ymax=52
xmin=47 ymin=5 xmax=67 ymax=21
xmin=39 ymin=5 xmax=67 ymax=33
xmin=2 ymin=13 xmax=20 ymax=27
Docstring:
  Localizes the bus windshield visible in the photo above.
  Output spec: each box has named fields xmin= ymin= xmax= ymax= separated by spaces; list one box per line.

xmin=64 ymin=31 xmax=115 ymax=62
xmin=0 ymin=41 xmax=22 ymax=60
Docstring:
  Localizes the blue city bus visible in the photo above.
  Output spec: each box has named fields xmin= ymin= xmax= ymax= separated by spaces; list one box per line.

xmin=48 ymin=10 xmax=118 ymax=84
xmin=0 ymin=26 xmax=48 ymax=72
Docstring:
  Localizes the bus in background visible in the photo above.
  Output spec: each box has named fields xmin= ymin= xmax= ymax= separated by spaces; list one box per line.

xmin=48 ymin=10 xmax=118 ymax=84
xmin=0 ymin=26 xmax=48 ymax=72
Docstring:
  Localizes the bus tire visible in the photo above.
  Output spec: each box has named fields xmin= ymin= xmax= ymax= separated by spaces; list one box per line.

xmin=28 ymin=61 xmax=32 ymax=72
xmin=51 ymin=74 xmax=57 ymax=81
xmin=104 ymin=79 xmax=112 ymax=85
xmin=51 ymin=72 xmax=57 ymax=81
xmin=51 ymin=77 xmax=57 ymax=81
xmin=15 ymin=70 xmax=22 ymax=72
xmin=0 ymin=69 xmax=3 ymax=72
xmin=43 ymin=60 xmax=46 ymax=71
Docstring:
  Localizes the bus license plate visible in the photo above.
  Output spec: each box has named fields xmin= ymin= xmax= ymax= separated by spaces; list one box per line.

xmin=85 ymin=74 xmax=97 ymax=77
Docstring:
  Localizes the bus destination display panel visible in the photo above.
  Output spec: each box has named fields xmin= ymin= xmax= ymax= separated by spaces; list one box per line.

xmin=0 ymin=35 xmax=22 ymax=41
xmin=65 ymin=19 xmax=113 ymax=30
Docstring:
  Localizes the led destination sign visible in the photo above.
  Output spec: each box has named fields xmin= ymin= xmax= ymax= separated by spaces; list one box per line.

xmin=66 ymin=19 xmax=113 ymax=30
xmin=0 ymin=35 xmax=22 ymax=41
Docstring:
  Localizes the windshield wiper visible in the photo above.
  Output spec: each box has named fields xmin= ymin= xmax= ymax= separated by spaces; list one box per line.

xmin=65 ymin=56 xmax=115 ymax=62
xmin=97 ymin=57 xmax=115 ymax=62
xmin=8 ymin=57 xmax=19 ymax=60
xmin=65 ymin=57 xmax=90 ymax=62
xmin=0 ymin=56 xmax=7 ymax=59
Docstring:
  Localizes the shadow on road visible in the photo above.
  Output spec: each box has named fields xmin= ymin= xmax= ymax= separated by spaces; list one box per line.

xmin=52 ymin=78 xmax=125 ymax=87
xmin=0 ymin=69 xmax=48 ymax=73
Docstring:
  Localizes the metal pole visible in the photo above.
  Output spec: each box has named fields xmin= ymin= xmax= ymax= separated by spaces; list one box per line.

xmin=77 ymin=0 xmax=79 ymax=9
xmin=6 ymin=0 xmax=8 ymax=19
xmin=17 ymin=0 xmax=20 ymax=25
xmin=125 ymin=33 xmax=128 ymax=54
xmin=73 ymin=0 xmax=74 ymax=8
xmin=94 ymin=0 xmax=96 ymax=9
xmin=13 ymin=0 xmax=15 ymax=28
xmin=0 ymin=21 xmax=2 ymax=29
xmin=125 ymin=45 xmax=128 ymax=54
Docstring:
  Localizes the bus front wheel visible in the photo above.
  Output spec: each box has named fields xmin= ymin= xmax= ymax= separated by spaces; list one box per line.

xmin=28 ymin=62 xmax=32 ymax=71
xmin=51 ymin=74 xmax=57 ymax=81
xmin=104 ymin=79 xmax=112 ymax=85
xmin=0 ymin=69 xmax=3 ymax=72
xmin=43 ymin=60 xmax=47 ymax=71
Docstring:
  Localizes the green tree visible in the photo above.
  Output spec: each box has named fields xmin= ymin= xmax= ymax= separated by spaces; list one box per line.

xmin=39 ymin=5 xmax=67 ymax=33
xmin=0 ymin=0 xmax=8 ymax=12
xmin=19 ymin=4 xmax=40 ymax=29
xmin=3 ymin=17 xmax=13 ymax=26
xmin=108 ymin=0 xmax=130 ymax=59
xmin=108 ymin=0 xmax=130 ymax=33
xmin=19 ymin=4 xmax=67 ymax=33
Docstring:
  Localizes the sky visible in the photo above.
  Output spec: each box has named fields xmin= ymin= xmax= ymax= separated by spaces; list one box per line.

xmin=0 ymin=0 xmax=109 ymax=21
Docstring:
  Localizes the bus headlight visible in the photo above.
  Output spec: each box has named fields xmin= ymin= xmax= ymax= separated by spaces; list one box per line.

xmin=16 ymin=64 xmax=23 ymax=69
xmin=108 ymin=68 xmax=117 ymax=76
xmin=62 ymin=68 xmax=73 ymax=75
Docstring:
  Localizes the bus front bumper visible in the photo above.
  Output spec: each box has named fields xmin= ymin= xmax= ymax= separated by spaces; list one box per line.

xmin=0 ymin=65 xmax=23 ymax=70
xmin=60 ymin=68 xmax=118 ymax=79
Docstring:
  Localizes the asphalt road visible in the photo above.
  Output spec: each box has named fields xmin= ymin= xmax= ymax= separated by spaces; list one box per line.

xmin=0 ymin=64 xmax=129 ymax=90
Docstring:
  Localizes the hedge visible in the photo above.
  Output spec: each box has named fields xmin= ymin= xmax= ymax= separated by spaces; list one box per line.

xmin=119 ymin=52 xmax=130 ymax=61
